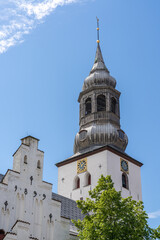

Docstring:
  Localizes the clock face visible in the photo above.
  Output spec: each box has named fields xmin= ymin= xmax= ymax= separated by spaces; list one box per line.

xmin=77 ymin=158 xmax=87 ymax=174
xmin=120 ymin=159 xmax=129 ymax=173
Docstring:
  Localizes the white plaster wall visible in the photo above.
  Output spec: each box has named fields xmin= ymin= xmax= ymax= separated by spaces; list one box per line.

xmin=0 ymin=136 xmax=72 ymax=240
xmin=58 ymin=150 xmax=108 ymax=200
xmin=58 ymin=149 xmax=142 ymax=201
xmin=106 ymin=151 xmax=142 ymax=200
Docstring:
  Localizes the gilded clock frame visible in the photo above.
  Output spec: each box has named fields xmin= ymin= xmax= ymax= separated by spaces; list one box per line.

xmin=77 ymin=158 xmax=87 ymax=174
xmin=120 ymin=158 xmax=129 ymax=174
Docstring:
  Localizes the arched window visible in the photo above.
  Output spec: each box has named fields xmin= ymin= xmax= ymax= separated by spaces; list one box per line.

xmin=111 ymin=97 xmax=116 ymax=114
xmin=97 ymin=94 xmax=106 ymax=112
xmin=122 ymin=173 xmax=129 ymax=189
xmin=84 ymin=172 xmax=91 ymax=186
xmin=77 ymin=178 xmax=80 ymax=189
xmin=24 ymin=155 xmax=27 ymax=164
xmin=88 ymin=173 xmax=91 ymax=185
xmin=73 ymin=176 xmax=80 ymax=189
xmin=0 ymin=229 xmax=5 ymax=240
xmin=85 ymin=98 xmax=92 ymax=115
xmin=37 ymin=160 xmax=41 ymax=169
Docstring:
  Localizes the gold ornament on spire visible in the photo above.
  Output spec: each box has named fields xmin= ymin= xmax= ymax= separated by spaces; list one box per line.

xmin=96 ymin=17 xmax=100 ymax=43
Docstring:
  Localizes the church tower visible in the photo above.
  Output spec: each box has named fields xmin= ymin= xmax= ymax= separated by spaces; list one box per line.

xmin=74 ymin=19 xmax=128 ymax=154
xmin=56 ymin=20 xmax=142 ymax=201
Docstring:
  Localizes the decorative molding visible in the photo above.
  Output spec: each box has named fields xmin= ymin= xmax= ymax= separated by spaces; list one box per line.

xmin=56 ymin=145 xmax=143 ymax=168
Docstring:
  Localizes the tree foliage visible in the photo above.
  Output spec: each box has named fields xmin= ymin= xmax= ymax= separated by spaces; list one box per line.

xmin=73 ymin=175 xmax=160 ymax=240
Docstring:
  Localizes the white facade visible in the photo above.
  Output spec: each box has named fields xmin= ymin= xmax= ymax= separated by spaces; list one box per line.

xmin=0 ymin=136 xmax=143 ymax=240
xmin=0 ymin=136 xmax=76 ymax=240
xmin=57 ymin=146 xmax=142 ymax=201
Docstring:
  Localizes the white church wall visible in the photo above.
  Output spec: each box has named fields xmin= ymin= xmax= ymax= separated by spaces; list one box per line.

xmin=0 ymin=136 xmax=72 ymax=240
xmin=58 ymin=150 xmax=107 ymax=200
xmin=57 ymin=148 xmax=142 ymax=201
xmin=106 ymin=150 xmax=142 ymax=200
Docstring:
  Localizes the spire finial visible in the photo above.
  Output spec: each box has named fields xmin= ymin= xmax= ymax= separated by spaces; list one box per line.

xmin=96 ymin=17 xmax=100 ymax=44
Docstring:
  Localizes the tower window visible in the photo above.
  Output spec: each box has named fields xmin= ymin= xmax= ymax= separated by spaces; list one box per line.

xmin=77 ymin=177 xmax=80 ymax=189
xmin=97 ymin=94 xmax=106 ymax=112
xmin=85 ymin=98 xmax=92 ymax=115
xmin=88 ymin=173 xmax=91 ymax=185
xmin=37 ymin=160 xmax=41 ymax=169
xmin=111 ymin=97 xmax=116 ymax=114
xmin=84 ymin=172 xmax=91 ymax=186
xmin=122 ymin=173 xmax=129 ymax=189
xmin=0 ymin=229 xmax=5 ymax=240
xmin=24 ymin=155 xmax=27 ymax=164
xmin=74 ymin=176 xmax=80 ymax=189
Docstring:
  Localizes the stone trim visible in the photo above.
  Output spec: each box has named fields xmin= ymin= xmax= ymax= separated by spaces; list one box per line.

xmin=42 ymin=180 xmax=52 ymax=186
xmin=78 ymin=85 xmax=120 ymax=102
xmin=13 ymin=143 xmax=44 ymax=157
xmin=61 ymin=216 xmax=70 ymax=220
xmin=56 ymin=145 xmax=143 ymax=168
xmin=29 ymin=238 xmax=39 ymax=240
xmin=1 ymin=169 xmax=20 ymax=184
xmin=10 ymin=220 xmax=30 ymax=231
xmin=69 ymin=232 xmax=78 ymax=236
xmin=12 ymin=143 xmax=29 ymax=157
xmin=21 ymin=135 xmax=40 ymax=141
xmin=5 ymin=232 xmax=17 ymax=236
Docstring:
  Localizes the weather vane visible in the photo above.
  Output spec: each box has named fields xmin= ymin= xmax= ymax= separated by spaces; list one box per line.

xmin=96 ymin=17 xmax=100 ymax=43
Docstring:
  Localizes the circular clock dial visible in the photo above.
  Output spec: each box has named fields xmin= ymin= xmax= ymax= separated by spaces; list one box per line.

xmin=78 ymin=160 xmax=86 ymax=171
xmin=121 ymin=160 xmax=128 ymax=172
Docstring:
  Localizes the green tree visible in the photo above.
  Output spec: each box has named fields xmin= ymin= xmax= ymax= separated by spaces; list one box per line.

xmin=73 ymin=175 xmax=160 ymax=240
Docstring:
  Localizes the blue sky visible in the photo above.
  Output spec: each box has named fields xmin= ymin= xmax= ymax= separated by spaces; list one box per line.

xmin=0 ymin=0 xmax=160 ymax=229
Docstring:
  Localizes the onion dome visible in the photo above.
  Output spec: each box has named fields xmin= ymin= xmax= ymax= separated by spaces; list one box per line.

xmin=82 ymin=44 xmax=116 ymax=91
xmin=74 ymin=124 xmax=128 ymax=154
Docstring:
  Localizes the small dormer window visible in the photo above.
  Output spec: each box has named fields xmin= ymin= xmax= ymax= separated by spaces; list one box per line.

xmin=24 ymin=155 xmax=27 ymax=164
xmin=37 ymin=160 xmax=41 ymax=169
xmin=97 ymin=94 xmax=106 ymax=112
xmin=85 ymin=98 xmax=92 ymax=115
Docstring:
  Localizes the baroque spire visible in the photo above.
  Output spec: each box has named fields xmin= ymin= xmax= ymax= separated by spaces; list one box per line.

xmin=91 ymin=17 xmax=109 ymax=74
xmin=82 ymin=18 xmax=116 ymax=91
xmin=74 ymin=19 xmax=128 ymax=154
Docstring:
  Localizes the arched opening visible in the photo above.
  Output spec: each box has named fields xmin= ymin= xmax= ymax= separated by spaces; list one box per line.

xmin=85 ymin=98 xmax=92 ymax=115
xmin=37 ymin=160 xmax=41 ymax=169
xmin=88 ymin=173 xmax=91 ymax=185
xmin=84 ymin=172 xmax=91 ymax=186
xmin=122 ymin=173 xmax=129 ymax=189
xmin=77 ymin=178 xmax=80 ymax=188
xmin=111 ymin=97 xmax=116 ymax=114
xmin=73 ymin=176 xmax=80 ymax=189
xmin=0 ymin=229 xmax=5 ymax=240
xmin=97 ymin=94 xmax=106 ymax=112
xmin=24 ymin=155 xmax=27 ymax=164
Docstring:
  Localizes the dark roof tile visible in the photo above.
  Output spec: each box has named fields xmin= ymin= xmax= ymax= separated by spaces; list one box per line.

xmin=0 ymin=174 xmax=4 ymax=182
xmin=52 ymin=192 xmax=85 ymax=221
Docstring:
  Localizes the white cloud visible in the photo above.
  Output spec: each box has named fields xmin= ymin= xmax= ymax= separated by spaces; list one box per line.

xmin=0 ymin=0 xmax=78 ymax=54
xmin=148 ymin=210 xmax=160 ymax=219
